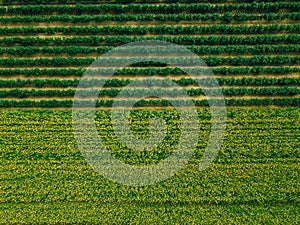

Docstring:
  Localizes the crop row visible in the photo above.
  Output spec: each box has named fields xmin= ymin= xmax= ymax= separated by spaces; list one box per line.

xmin=1 ymin=77 xmax=299 ymax=88
xmin=1 ymin=24 xmax=300 ymax=35
xmin=0 ymin=98 xmax=299 ymax=107
xmin=1 ymin=109 xmax=298 ymax=164
xmin=1 ymin=2 xmax=299 ymax=15
xmin=0 ymin=105 xmax=298 ymax=224
xmin=1 ymin=67 xmax=299 ymax=77
xmin=1 ymin=35 xmax=299 ymax=46
xmin=2 ymin=0 xmax=293 ymax=4
xmin=0 ymin=56 xmax=299 ymax=67
xmin=0 ymin=107 xmax=296 ymax=163
xmin=0 ymin=45 xmax=299 ymax=56
xmin=0 ymin=13 xmax=299 ymax=24
xmin=0 ymin=87 xmax=298 ymax=98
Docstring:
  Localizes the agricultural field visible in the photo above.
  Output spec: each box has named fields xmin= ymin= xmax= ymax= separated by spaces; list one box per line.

xmin=0 ymin=0 xmax=299 ymax=224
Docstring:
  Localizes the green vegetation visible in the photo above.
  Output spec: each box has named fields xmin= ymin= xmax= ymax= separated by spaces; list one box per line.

xmin=0 ymin=98 xmax=299 ymax=108
xmin=0 ymin=77 xmax=299 ymax=88
xmin=0 ymin=56 xmax=299 ymax=67
xmin=1 ymin=24 xmax=299 ymax=35
xmin=1 ymin=34 xmax=299 ymax=46
xmin=1 ymin=66 xmax=299 ymax=77
xmin=0 ymin=0 xmax=299 ymax=223
xmin=1 ymin=45 xmax=299 ymax=56
xmin=0 ymin=87 xmax=299 ymax=98
xmin=0 ymin=13 xmax=299 ymax=23
xmin=0 ymin=108 xmax=299 ymax=223
xmin=1 ymin=2 xmax=299 ymax=15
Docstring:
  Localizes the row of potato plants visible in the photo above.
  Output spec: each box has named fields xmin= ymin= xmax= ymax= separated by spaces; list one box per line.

xmin=1 ymin=45 xmax=299 ymax=56
xmin=1 ymin=66 xmax=299 ymax=77
xmin=0 ymin=87 xmax=298 ymax=98
xmin=1 ymin=0 xmax=289 ymax=4
xmin=0 ymin=13 xmax=298 ymax=23
xmin=1 ymin=2 xmax=298 ymax=15
xmin=1 ymin=35 xmax=298 ymax=46
xmin=1 ymin=77 xmax=299 ymax=88
xmin=1 ymin=24 xmax=299 ymax=35
xmin=0 ymin=56 xmax=299 ymax=67
xmin=0 ymin=98 xmax=299 ymax=107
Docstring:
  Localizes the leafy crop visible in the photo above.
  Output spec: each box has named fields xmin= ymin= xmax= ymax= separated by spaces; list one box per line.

xmin=0 ymin=108 xmax=299 ymax=223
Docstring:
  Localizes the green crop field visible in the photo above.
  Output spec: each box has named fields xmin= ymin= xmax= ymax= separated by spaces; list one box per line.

xmin=0 ymin=0 xmax=299 ymax=224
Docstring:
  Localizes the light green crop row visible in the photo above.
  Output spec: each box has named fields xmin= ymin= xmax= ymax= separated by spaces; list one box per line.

xmin=0 ymin=108 xmax=299 ymax=224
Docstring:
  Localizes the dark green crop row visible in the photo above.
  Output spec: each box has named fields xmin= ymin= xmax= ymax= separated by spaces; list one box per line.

xmin=1 ymin=0 xmax=294 ymax=4
xmin=177 ymin=77 xmax=300 ymax=86
xmin=0 ymin=56 xmax=299 ymax=67
xmin=0 ymin=66 xmax=299 ymax=77
xmin=0 ymin=87 xmax=298 ymax=98
xmin=1 ymin=2 xmax=299 ymax=15
xmin=0 ymin=13 xmax=299 ymax=23
xmin=1 ymin=45 xmax=299 ymax=56
xmin=1 ymin=77 xmax=299 ymax=88
xmin=0 ymin=97 xmax=299 ymax=107
xmin=1 ymin=24 xmax=299 ymax=35
xmin=1 ymin=35 xmax=298 ymax=46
